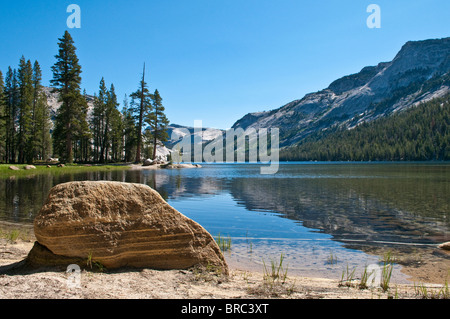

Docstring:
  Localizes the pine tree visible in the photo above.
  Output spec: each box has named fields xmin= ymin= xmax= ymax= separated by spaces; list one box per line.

xmin=129 ymin=63 xmax=152 ymax=163
xmin=17 ymin=56 xmax=34 ymax=164
xmin=122 ymin=94 xmax=137 ymax=163
xmin=34 ymin=90 xmax=52 ymax=160
xmin=76 ymin=89 xmax=92 ymax=163
xmin=90 ymin=79 xmax=122 ymax=163
xmin=0 ymin=70 xmax=5 ymax=162
xmin=147 ymin=89 xmax=169 ymax=160
xmin=4 ymin=67 xmax=19 ymax=163
xmin=50 ymin=31 xmax=89 ymax=163
xmin=106 ymin=84 xmax=123 ymax=162
xmin=91 ymin=77 xmax=108 ymax=162
xmin=31 ymin=61 xmax=43 ymax=161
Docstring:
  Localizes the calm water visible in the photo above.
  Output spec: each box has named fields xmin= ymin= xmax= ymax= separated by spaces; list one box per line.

xmin=1 ymin=162 xmax=449 ymax=281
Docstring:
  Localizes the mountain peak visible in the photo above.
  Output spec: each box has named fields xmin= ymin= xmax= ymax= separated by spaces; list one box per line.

xmin=392 ymin=37 xmax=450 ymax=69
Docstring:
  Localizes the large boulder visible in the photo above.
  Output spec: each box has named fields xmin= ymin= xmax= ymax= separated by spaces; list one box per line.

xmin=32 ymin=181 xmax=228 ymax=273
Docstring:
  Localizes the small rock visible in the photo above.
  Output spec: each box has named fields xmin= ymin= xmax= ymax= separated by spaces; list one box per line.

xmin=438 ymin=242 xmax=450 ymax=251
xmin=24 ymin=165 xmax=36 ymax=170
xmin=143 ymin=158 xmax=154 ymax=166
xmin=8 ymin=166 xmax=20 ymax=171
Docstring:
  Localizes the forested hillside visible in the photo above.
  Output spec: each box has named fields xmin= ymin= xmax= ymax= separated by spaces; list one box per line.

xmin=280 ymin=95 xmax=450 ymax=161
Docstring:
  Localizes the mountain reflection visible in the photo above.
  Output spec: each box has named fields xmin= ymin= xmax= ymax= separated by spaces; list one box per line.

xmin=1 ymin=164 xmax=449 ymax=247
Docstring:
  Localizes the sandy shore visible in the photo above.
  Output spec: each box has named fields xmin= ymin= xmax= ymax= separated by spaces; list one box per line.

xmin=1 ymin=236 xmax=448 ymax=300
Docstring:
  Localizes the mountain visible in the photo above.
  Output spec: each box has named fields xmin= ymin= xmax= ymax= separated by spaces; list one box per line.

xmin=42 ymin=86 xmax=95 ymax=121
xmin=165 ymin=123 xmax=224 ymax=149
xmin=231 ymin=37 xmax=450 ymax=149
xmin=280 ymin=94 xmax=450 ymax=161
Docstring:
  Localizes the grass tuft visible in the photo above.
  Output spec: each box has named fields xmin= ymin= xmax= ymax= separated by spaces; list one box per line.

xmin=262 ymin=253 xmax=288 ymax=285
xmin=215 ymin=233 xmax=232 ymax=252
xmin=359 ymin=265 xmax=375 ymax=290
xmin=339 ymin=264 xmax=357 ymax=287
xmin=414 ymin=279 xmax=450 ymax=299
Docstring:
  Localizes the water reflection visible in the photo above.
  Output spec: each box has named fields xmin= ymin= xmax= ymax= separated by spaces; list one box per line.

xmin=1 ymin=164 xmax=449 ymax=246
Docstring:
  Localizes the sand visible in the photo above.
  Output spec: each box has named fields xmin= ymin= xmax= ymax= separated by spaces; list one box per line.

xmin=1 ymin=237 xmax=449 ymax=300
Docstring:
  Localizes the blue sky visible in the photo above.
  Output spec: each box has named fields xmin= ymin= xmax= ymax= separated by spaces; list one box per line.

xmin=0 ymin=1 xmax=449 ymax=129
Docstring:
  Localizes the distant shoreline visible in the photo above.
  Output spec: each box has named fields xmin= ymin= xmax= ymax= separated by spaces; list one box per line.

xmin=2 ymin=160 xmax=449 ymax=177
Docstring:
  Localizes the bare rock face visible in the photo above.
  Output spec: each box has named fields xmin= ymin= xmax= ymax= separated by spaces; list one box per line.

xmin=32 ymin=181 xmax=228 ymax=273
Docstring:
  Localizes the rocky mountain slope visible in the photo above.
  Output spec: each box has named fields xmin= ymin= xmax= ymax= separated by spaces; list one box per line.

xmin=42 ymin=86 xmax=95 ymax=120
xmin=231 ymin=37 xmax=450 ymax=148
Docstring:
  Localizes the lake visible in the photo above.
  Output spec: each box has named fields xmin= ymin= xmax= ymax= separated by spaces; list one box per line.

xmin=1 ymin=162 xmax=449 ymax=282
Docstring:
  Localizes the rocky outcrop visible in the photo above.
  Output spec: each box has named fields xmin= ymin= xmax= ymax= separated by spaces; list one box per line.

xmin=31 ymin=181 xmax=228 ymax=273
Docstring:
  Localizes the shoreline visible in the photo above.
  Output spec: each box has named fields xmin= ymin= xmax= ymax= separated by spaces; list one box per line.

xmin=129 ymin=163 xmax=202 ymax=170
xmin=1 ymin=234 xmax=448 ymax=299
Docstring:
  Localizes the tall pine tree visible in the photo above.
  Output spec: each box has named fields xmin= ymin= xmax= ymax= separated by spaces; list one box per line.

xmin=122 ymin=94 xmax=137 ymax=163
xmin=106 ymin=84 xmax=123 ymax=162
xmin=17 ymin=56 xmax=34 ymax=164
xmin=31 ymin=61 xmax=45 ymax=161
xmin=129 ymin=63 xmax=152 ymax=163
xmin=0 ymin=70 xmax=5 ymax=162
xmin=50 ymin=31 xmax=89 ymax=163
xmin=34 ymin=90 xmax=52 ymax=161
xmin=147 ymin=89 xmax=169 ymax=160
xmin=75 ymin=90 xmax=92 ymax=163
xmin=91 ymin=77 xmax=108 ymax=162
xmin=4 ymin=67 xmax=19 ymax=163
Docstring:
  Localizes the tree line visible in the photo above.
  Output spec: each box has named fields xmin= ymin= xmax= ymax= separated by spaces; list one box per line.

xmin=0 ymin=30 xmax=169 ymax=164
xmin=280 ymin=94 xmax=450 ymax=161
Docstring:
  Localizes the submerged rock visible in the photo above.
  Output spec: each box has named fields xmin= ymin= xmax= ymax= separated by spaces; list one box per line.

xmin=31 ymin=181 xmax=228 ymax=273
